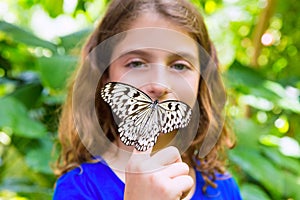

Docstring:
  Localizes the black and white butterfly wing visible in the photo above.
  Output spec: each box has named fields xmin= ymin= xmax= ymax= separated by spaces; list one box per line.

xmin=101 ymin=82 xmax=152 ymax=119
xmin=158 ymin=100 xmax=192 ymax=133
xmin=120 ymin=105 xmax=161 ymax=151
xmin=101 ymin=82 xmax=192 ymax=151
xmin=101 ymin=82 xmax=160 ymax=150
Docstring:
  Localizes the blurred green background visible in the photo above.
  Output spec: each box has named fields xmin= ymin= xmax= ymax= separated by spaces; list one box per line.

xmin=0 ymin=0 xmax=299 ymax=199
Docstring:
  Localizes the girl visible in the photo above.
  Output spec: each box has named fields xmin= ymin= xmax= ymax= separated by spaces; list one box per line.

xmin=53 ymin=0 xmax=242 ymax=199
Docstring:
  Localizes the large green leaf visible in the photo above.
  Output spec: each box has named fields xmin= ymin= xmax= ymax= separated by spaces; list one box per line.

xmin=225 ymin=61 xmax=281 ymax=101
xmin=0 ymin=21 xmax=57 ymax=52
xmin=229 ymin=148 xmax=284 ymax=199
xmin=226 ymin=61 xmax=300 ymax=114
xmin=25 ymin=139 xmax=54 ymax=174
xmin=59 ymin=28 xmax=92 ymax=52
xmin=0 ymin=147 xmax=53 ymax=199
xmin=233 ymin=118 xmax=268 ymax=148
xmin=240 ymin=183 xmax=271 ymax=200
xmin=36 ymin=55 xmax=78 ymax=90
xmin=281 ymin=171 xmax=300 ymax=199
xmin=8 ymin=82 xmax=43 ymax=109
xmin=0 ymin=97 xmax=46 ymax=138
xmin=262 ymin=147 xmax=300 ymax=175
xmin=41 ymin=0 xmax=63 ymax=18
xmin=0 ymin=145 xmax=55 ymax=187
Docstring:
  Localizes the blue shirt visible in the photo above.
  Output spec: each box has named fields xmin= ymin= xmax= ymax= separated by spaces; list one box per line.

xmin=53 ymin=161 xmax=242 ymax=199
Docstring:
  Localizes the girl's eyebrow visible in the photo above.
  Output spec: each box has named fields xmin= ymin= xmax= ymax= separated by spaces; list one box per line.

xmin=118 ymin=49 xmax=198 ymax=64
xmin=118 ymin=49 xmax=151 ymax=59
xmin=169 ymin=51 xmax=198 ymax=65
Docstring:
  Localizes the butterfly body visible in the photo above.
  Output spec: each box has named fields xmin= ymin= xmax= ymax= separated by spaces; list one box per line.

xmin=100 ymin=82 xmax=192 ymax=151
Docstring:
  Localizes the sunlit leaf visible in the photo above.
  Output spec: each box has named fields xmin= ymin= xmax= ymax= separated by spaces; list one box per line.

xmin=36 ymin=55 xmax=78 ymax=90
xmin=233 ymin=118 xmax=269 ymax=148
xmin=240 ymin=184 xmax=271 ymax=200
xmin=25 ymin=139 xmax=54 ymax=174
xmin=229 ymin=148 xmax=284 ymax=199
xmin=0 ymin=21 xmax=57 ymax=52
xmin=281 ymin=171 xmax=300 ymax=199
xmin=59 ymin=28 xmax=92 ymax=52
xmin=259 ymin=135 xmax=280 ymax=146
xmin=0 ymin=178 xmax=53 ymax=200
xmin=225 ymin=61 xmax=281 ymax=100
xmin=8 ymin=82 xmax=43 ymax=109
xmin=0 ymin=97 xmax=46 ymax=138
xmin=262 ymin=147 xmax=300 ymax=175
xmin=41 ymin=0 xmax=63 ymax=18
xmin=278 ymin=98 xmax=300 ymax=114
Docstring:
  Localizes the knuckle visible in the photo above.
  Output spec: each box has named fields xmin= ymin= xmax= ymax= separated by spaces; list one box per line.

xmin=126 ymin=161 xmax=142 ymax=172
xmin=149 ymin=173 xmax=157 ymax=184
xmin=158 ymin=184 xmax=170 ymax=196
xmin=168 ymin=146 xmax=180 ymax=154
xmin=180 ymin=162 xmax=189 ymax=173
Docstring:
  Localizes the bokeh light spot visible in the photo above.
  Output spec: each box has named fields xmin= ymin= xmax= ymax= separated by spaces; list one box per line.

xmin=0 ymin=131 xmax=11 ymax=145
xmin=257 ymin=111 xmax=268 ymax=123
xmin=274 ymin=116 xmax=289 ymax=133
xmin=205 ymin=1 xmax=217 ymax=14
xmin=261 ymin=32 xmax=274 ymax=46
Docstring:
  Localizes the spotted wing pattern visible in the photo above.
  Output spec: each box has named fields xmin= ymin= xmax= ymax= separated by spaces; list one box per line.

xmin=101 ymin=82 xmax=192 ymax=151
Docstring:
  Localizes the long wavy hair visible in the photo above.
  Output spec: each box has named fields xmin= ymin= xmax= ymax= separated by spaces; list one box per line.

xmin=55 ymin=0 xmax=235 ymax=190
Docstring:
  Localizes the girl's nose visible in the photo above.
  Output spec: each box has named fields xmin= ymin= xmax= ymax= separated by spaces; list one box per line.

xmin=139 ymin=64 xmax=171 ymax=100
xmin=142 ymin=83 xmax=169 ymax=101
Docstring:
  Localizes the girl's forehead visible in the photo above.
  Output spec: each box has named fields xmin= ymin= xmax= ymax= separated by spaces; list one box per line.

xmin=110 ymin=28 xmax=199 ymax=64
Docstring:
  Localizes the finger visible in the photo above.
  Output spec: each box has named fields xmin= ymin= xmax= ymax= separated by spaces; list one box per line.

xmin=171 ymin=175 xmax=194 ymax=197
xmin=130 ymin=147 xmax=153 ymax=163
xmin=150 ymin=146 xmax=182 ymax=166
xmin=159 ymin=162 xmax=189 ymax=178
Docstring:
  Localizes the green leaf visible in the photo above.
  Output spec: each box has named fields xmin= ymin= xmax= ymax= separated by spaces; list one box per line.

xmin=262 ymin=147 xmax=300 ymax=175
xmin=8 ymin=83 xmax=43 ymax=109
xmin=0 ymin=178 xmax=53 ymax=200
xmin=233 ymin=118 xmax=268 ymax=148
xmin=1 ymin=144 xmax=56 ymax=188
xmin=37 ymin=55 xmax=78 ymax=90
xmin=281 ymin=171 xmax=300 ymax=199
xmin=0 ymin=97 xmax=46 ymax=138
xmin=241 ymin=183 xmax=271 ymax=200
xmin=225 ymin=61 xmax=281 ymax=101
xmin=59 ymin=28 xmax=92 ymax=51
xmin=25 ymin=139 xmax=54 ymax=174
xmin=0 ymin=21 xmax=57 ymax=52
xmin=41 ymin=0 xmax=63 ymax=18
xmin=278 ymin=98 xmax=300 ymax=114
xmin=229 ymin=148 xmax=284 ymax=199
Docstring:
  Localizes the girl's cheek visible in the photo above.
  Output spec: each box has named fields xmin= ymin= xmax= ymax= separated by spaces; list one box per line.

xmin=108 ymin=64 xmax=129 ymax=82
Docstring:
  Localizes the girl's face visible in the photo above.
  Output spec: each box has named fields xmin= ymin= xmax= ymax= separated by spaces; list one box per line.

xmin=108 ymin=13 xmax=200 ymax=107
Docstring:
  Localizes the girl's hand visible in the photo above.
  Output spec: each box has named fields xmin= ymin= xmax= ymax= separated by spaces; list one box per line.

xmin=124 ymin=146 xmax=194 ymax=200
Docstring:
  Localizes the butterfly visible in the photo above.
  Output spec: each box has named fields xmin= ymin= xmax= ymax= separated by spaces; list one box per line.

xmin=100 ymin=82 xmax=192 ymax=151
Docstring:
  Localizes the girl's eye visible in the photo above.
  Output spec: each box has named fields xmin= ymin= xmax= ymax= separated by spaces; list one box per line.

xmin=126 ymin=61 xmax=146 ymax=68
xmin=171 ymin=63 xmax=189 ymax=71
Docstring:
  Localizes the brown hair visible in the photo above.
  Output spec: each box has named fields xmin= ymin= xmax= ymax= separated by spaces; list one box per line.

xmin=55 ymin=0 xmax=235 ymax=190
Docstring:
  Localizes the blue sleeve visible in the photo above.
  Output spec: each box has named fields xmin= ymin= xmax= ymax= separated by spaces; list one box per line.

xmin=215 ymin=176 xmax=242 ymax=200
xmin=191 ymin=171 xmax=242 ymax=200
xmin=53 ymin=168 xmax=103 ymax=200
xmin=53 ymin=162 xmax=124 ymax=200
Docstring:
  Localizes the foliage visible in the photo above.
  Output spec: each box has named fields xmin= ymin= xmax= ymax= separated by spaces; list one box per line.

xmin=0 ymin=0 xmax=299 ymax=199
